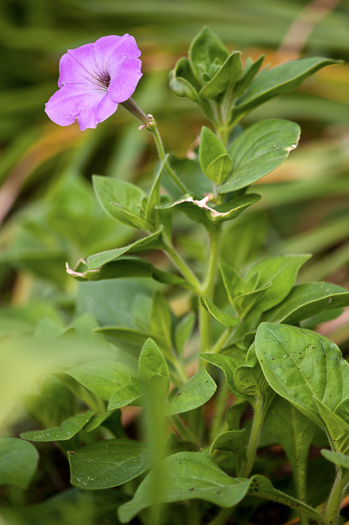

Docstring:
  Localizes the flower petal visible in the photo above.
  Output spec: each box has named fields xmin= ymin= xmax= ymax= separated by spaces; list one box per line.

xmin=94 ymin=34 xmax=141 ymax=72
xmin=45 ymin=84 xmax=104 ymax=130
xmin=58 ymin=44 xmax=99 ymax=88
xmin=95 ymin=93 xmax=118 ymax=124
xmin=107 ymin=58 xmax=142 ymax=103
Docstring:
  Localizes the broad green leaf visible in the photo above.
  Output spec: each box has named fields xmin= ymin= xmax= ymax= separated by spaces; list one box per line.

xmin=232 ymin=57 xmax=340 ymax=120
xmin=66 ymin=361 xmax=134 ymax=401
xmin=234 ymin=55 xmax=265 ymax=98
xmin=118 ymin=451 xmax=251 ymax=523
xmin=255 ymin=323 xmax=349 ymax=428
xmin=207 ymin=154 xmax=233 ymax=185
xmin=199 ymin=127 xmax=228 ymax=183
xmin=108 ymin=384 xmax=141 ymax=410
xmin=21 ymin=411 xmax=93 ymax=442
xmin=219 ymin=119 xmax=300 ymax=193
xmin=234 ymin=351 xmax=271 ymax=399
xmin=201 ymin=296 xmax=239 ymax=328
xmin=84 ymin=411 xmax=116 ymax=432
xmin=263 ymin=282 xmax=349 ymax=324
xmin=150 ymin=292 xmax=172 ymax=349
xmin=138 ymin=339 xmax=170 ymax=394
xmin=67 ymin=257 xmax=187 ymax=287
xmin=335 ymin=398 xmax=349 ymax=425
xmin=264 ymin=397 xmax=317 ymax=498
xmin=0 ymin=438 xmax=39 ymax=489
xmin=169 ymin=57 xmax=201 ymax=102
xmin=315 ymin=399 xmax=349 ymax=455
xmin=93 ymin=175 xmax=149 ymax=229
xmin=321 ymin=449 xmax=349 ymax=469
xmin=145 ymin=156 xmax=168 ymax=229
xmin=199 ymin=353 xmax=247 ymax=399
xmin=189 ymin=27 xmax=229 ymax=85
xmin=167 ymin=368 xmax=216 ymax=416
xmin=210 ymin=429 xmax=246 ymax=458
xmin=167 ymin=154 xmax=213 ymax=199
xmin=68 ymin=439 xmax=151 ymax=489
xmin=86 ymin=227 xmax=164 ymax=270
xmin=245 ymin=254 xmax=311 ymax=314
xmin=200 ymin=51 xmax=243 ymax=99
xmin=174 ymin=312 xmax=195 ymax=356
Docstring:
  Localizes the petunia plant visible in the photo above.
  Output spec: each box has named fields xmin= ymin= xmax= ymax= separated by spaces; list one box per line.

xmin=2 ymin=27 xmax=349 ymax=525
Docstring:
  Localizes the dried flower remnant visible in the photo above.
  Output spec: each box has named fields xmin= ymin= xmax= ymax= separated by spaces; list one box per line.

xmin=45 ymin=34 xmax=143 ymax=131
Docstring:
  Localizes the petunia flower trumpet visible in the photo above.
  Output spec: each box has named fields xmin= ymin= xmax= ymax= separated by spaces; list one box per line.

xmin=45 ymin=34 xmax=144 ymax=131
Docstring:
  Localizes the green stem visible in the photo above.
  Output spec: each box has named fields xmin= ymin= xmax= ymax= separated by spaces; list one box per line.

xmin=238 ymin=395 xmax=264 ymax=478
xmin=209 ymin=379 xmax=228 ymax=442
xmin=212 ymin=327 xmax=233 ymax=354
xmin=171 ymin=414 xmax=199 ymax=445
xmin=163 ymin=241 xmax=201 ymax=292
xmin=147 ymin=118 xmax=188 ymax=195
xmin=199 ymin=227 xmax=221 ymax=355
xmin=325 ymin=467 xmax=349 ymax=525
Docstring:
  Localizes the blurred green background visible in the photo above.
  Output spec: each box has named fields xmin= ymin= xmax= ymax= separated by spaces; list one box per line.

xmin=0 ymin=0 xmax=349 ymax=349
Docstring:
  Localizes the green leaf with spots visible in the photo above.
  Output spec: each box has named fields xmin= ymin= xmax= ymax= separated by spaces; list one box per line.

xmin=21 ymin=411 xmax=93 ymax=442
xmin=68 ymin=439 xmax=151 ymax=490
xmin=167 ymin=368 xmax=216 ymax=416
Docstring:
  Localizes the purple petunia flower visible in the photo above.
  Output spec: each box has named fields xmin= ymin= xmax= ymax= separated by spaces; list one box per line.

xmin=45 ymin=34 xmax=143 ymax=131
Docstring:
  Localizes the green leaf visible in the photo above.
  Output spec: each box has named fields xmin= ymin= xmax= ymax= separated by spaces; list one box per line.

xmin=174 ymin=312 xmax=195 ymax=356
xmin=255 ymin=323 xmax=349 ymax=428
xmin=234 ymin=350 xmax=271 ymax=399
xmin=264 ymin=397 xmax=317 ymax=497
xmin=150 ymin=292 xmax=172 ymax=349
xmin=108 ymin=384 xmax=141 ymax=410
xmin=210 ymin=429 xmax=246 ymax=458
xmin=138 ymin=338 xmax=170 ymax=394
xmin=145 ymin=156 xmax=168 ymax=229
xmin=118 ymin=451 xmax=251 ymax=523
xmin=200 ymin=127 xmax=231 ymax=184
xmin=21 ymin=411 xmax=93 ymax=442
xmin=232 ymin=57 xmax=340 ymax=120
xmin=189 ymin=27 xmax=229 ymax=85
xmin=219 ymin=119 xmax=301 ymax=193
xmin=93 ymin=175 xmax=149 ymax=229
xmin=201 ymin=296 xmax=239 ymax=328
xmin=220 ymin=263 xmax=248 ymax=303
xmin=0 ymin=438 xmax=39 ymax=489
xmin=68 ymin=439 xmax=151 ymax=489
xmin=233 ymin=282 xmax=272 ymax=318
xmin=200 ymin=51 xmax=243 ymax=99
xmin=199 ymin=352 xmax=247 ymax=399
xmin=86 ymin=227 xmax=164 ymax=270
xmin=234 ymin=55 xmax=264 ymax=98
xmin=169 ymin=57 xmax=201 ymax=102
xmin=167 ymin=368 xmax=216 ymax=416
xmin=335 ymin=398 xmax=349 ymax=425
xmin=84 ymin=411 xmax=117 ymax=432
xmin=263 ymin=282 xmax=349 ymax=324
xmin=321 ymin=449 xmax=349 ymax=469
xmin=315 ymin=399 xmax=349 ymax=455
xmin=244 ymin=254 xmax=311 ymax=314
xmin=67 ymin=361 xmax=134 ymax=401
xmin=95 ymin=327 xmax=153 ymax=346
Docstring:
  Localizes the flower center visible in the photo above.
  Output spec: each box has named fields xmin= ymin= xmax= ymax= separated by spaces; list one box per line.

xmin=97 ymin=71 xmax=111 ymax=90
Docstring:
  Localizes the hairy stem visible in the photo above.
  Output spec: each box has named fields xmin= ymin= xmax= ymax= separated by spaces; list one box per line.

xmin=325 ymin=467 xmax=349 ymax=525
xmin=238 ymin=395 xmax=264 ymax=478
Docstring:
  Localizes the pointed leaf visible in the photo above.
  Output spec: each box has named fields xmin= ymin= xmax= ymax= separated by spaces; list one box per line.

xmin=263 ymin=282 xmax=349 ymax=324
xmin=86 ymin=227 xmax=164 ymax=270
xmin=167 ymin=368 xmax=216 ymax=416
xmin=0 ymin=438 xmax=39 ymax=489
xmin=175 ymin=312 xmax=195 ymax=356
xmin=200 ymin=51 xmax=243 ymax=99
xmin=145 ymin=156 xmax=168 ymax=228
xmin=219 ymin=119 xmax=300 ymax=192
xmin=201 ymin=296 xmax=239 ymax=328
xmin=200 ymin=127 xmax=228 ymax=183
xmin=232 ymin=57 xmax=340 ymax=119
xmin=233 ymin=282 xmax=272 ymax=317
xmin=220 ymin=263 xmax=248 ymax=303
xmin=150 ymin=292 xmax=172 ymax=349
xmin=321 ymin=449 xmax=349 ymax=469
xmin=169 ymin=57 xmax=201 ymax=102
xmin=21 ymin=411 xmax=93 ymax=442
xmin=199 ymin=352 xmax=247 ymax=399
xmin=207 ymin=154 xmax=233 ymax=185
xmin=138 ymin=338 xmax=170 ymax=394
xmin=108 ymin=384 xmax=141 ymax=410
xmin=68 ymin=439 xmax=151 ymax=489
xmin=95 ymin=327 xmax=153 ymax=346
xmin=210 ymin=429 xmax=246 ymax=458
xmin=189 ymin=27 xmax=229 ymax=85
xmin=244 ymin=254 xmax=311 ymax=314
xmin=234 ymin=55 xmax=264 ymax=97
xmin=315 ymin=399 xmax=349 ymax=455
